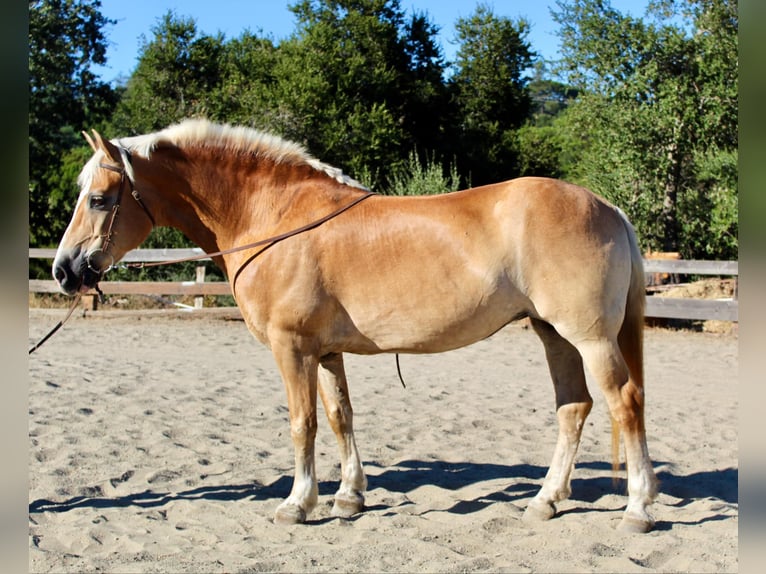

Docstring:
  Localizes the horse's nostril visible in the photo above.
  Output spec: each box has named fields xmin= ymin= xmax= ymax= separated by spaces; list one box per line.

xmin=53 ymin=265 xmax=66 ymax=285
xmin=52 ymin=262 xmax=77 ymax=294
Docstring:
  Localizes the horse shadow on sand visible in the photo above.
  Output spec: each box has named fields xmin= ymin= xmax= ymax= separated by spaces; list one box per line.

xmin=29 ymin=460 xmax=737 ymax=530
xmin=361 ymin=459 xmax=737 ymax=530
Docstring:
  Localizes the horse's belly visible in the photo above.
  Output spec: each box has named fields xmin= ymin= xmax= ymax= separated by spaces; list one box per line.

xmin=340 ymin=283 xmax=527 ymax=354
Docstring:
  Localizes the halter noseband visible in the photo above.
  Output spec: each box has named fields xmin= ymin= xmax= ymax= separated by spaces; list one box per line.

xmin=87 ymin=148 xmax=156 ymax=274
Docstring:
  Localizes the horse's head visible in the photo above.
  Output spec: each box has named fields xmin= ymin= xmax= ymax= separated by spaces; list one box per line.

xmin=52 ymin=130 xmax=155 ymax=295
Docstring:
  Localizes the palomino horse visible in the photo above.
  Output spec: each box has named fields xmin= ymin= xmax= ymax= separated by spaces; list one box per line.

xmin=52 ymin=119 xmax=658 ymax=532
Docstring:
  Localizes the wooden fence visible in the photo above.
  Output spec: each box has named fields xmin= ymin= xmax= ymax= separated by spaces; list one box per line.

xmin=28 ymin=248 xmax=229 ymax=310
xmin=29 ymin=248 xmax=738 ymax=322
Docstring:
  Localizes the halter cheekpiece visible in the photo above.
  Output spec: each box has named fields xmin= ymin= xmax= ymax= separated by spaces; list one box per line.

xmin=88 ymin=148 xmax=156 ymax=274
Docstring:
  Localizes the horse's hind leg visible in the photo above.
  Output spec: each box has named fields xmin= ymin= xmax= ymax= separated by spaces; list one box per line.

xmin=318 ymin=353 xmax=367 ymax=517
xmin=523 ymin=318 xmax=593 ymax=523
xmin=575 ymin=337 xmax=657 ymax=532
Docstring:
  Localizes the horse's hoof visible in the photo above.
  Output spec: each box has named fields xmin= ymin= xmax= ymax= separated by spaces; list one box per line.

xmin=522 ymin=500 xmax=556 ymax=522
xmin=274 ymin=503 xmax=306 ymax=525
xmin=331 ymin=492 xmax=364 ymax=518
xmin=617 ymin=514 xmax=654 ymax=533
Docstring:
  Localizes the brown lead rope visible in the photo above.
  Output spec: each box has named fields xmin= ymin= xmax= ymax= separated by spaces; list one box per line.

xmin=30 ymin=190 xmax=406 ymax=389
xmin=28 ymin=294 xmax=82 ymax=354
xmin=29 ymin=192 xmax=376 ymax=355
xmin=120 ymin=192 xmax=376 ymax=272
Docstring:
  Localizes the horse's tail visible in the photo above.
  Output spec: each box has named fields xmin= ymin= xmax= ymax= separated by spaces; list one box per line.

xmin=612 ymin=208 xmax=646 ymax=485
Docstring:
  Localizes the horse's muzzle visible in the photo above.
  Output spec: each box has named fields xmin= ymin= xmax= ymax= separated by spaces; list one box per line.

xmin=52 ymin=252 xmax=101 ymax=295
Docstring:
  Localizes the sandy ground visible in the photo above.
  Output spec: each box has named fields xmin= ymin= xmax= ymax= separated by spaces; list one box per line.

xmin=28 ymin=309 xmax=738 ymax=573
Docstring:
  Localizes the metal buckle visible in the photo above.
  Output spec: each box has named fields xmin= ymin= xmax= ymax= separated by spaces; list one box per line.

xmin=86 ymin=249 xmax=115 ymax=274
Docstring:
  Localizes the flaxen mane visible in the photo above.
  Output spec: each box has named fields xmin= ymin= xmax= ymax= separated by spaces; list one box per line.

xmin=79 ymin=118 xmax=367 ymax=191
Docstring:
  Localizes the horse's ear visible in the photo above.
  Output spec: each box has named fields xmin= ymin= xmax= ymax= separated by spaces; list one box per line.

xmin=90 ymin=129 xmax=122 ymax=165
xmin=82 ymin=131 xmax=97 ymax=152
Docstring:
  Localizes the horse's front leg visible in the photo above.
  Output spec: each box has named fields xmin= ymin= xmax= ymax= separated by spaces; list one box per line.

xmin=271 ymin=340 xmax=320 ymax=525
xmin=318 ymin=353 xmax=367 ymax=517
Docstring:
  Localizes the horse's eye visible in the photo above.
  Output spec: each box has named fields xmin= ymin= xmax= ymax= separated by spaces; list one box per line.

xmin=89 ymin=195 xmax=107 ymax=210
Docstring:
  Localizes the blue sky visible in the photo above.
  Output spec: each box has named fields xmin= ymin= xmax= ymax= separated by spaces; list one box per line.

xmin=93 ymin=0 xmax=651 ymax=83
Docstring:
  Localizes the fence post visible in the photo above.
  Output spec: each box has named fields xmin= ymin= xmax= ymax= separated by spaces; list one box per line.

xmin=195 ymin=266 xmax=205 ymax=309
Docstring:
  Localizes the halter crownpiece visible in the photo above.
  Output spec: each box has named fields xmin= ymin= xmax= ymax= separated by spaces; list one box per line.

xmin=97 ymin=148 xmax=157 ymax=228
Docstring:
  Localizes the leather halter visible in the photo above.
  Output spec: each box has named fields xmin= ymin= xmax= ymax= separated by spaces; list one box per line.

xmin=88 ymin=149 xmax=156 ymax=274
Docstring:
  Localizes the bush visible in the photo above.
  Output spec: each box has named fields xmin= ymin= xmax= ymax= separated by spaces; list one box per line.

xmin=385 ymin=150 xmax=461 ymax=196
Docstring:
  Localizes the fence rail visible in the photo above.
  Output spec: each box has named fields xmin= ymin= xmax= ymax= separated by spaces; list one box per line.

xmin=29 ymin=249 xmax=738 ymax=322
xmin=29 ymin=247 xmax=208 ymax=263
xmin=28 ymin=279 xmax=231 ymax=296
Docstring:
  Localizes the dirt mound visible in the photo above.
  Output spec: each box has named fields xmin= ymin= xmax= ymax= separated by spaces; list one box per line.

xmin=649 ymin=278 xmax=737 ymax=334
xmin=660 ymin=278 xmax=737 ymax=300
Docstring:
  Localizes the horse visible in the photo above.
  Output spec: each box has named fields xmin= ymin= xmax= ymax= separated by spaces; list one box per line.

xmin=52 ymin=118 xmax=658 ymax=533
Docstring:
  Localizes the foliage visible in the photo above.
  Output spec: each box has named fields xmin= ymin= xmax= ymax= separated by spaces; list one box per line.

xmin=682 ymin=147 xmax=738 ymax=258
xmin=552 ymin=0 xmax=738 ymax=258
xmin=512 ymin=68 xmax=581 ymax=180
xmin=266 ymin=0 xmax=448 ymax=187
xmin=525 ymin=64 xmax=580 ymax=127
xmin=29 ymin=0 xmax=117 ymax=247
xmin=514 ymin=125 xmax=565 ymax=179
xmin=108 ymin=1 xmax=453 ymax=191
xmin=110 ymin=13 xmax=226 ymax=134
xmin=385 ymin=150 xmax=460 ymax=196
xmin=28 ymin=0 xmax=739 ymax=278
xmin=210 ymin=31 xmax=280 ymax=125
xmin=447 ymin=4 xmax=535 ymax=186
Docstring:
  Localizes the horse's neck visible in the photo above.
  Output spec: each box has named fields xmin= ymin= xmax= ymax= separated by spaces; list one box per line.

xmin=142 ymin=150 xmax=352 ymax=254
xmin=135 ymin=150 xmax=237 ymax=255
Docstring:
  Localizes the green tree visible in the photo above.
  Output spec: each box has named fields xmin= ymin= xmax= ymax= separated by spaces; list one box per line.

xmin=525 ymin=63 xmax=580 ymax=127
xmin=266 ymin=0 xmax=448 ymax=187
xmin=448 ymin=4 xmax=535 ymax=186
xmin=515 ymin=124 xmax=566 ymax=178
xmin=210 ymin=31 xmax=279 ymax=125
xmin=553 ymin=0 xmax=737 ymax=259
xmin=29 ymin=0 xmax=117 ymax=248
xmin=515 ymin=64 xmax=580 ymax=178
xmin=398 ymin=10 xmax=450 ymax=162
xmin=110 ymin=12 xmax=226 ymax=134
xmin=106 ymin=2 xmax=449 ymax=195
